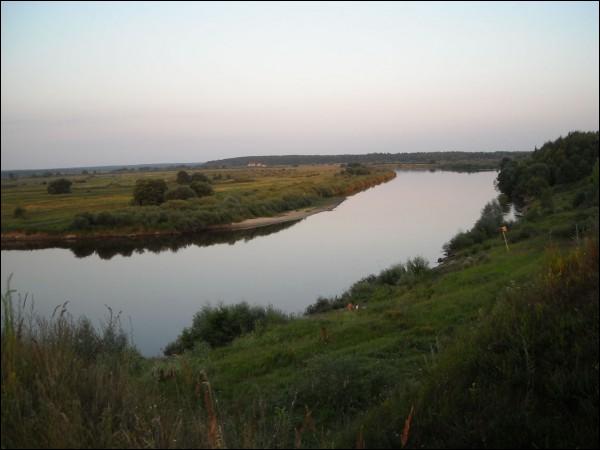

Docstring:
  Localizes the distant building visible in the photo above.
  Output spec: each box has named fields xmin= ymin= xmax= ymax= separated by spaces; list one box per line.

xmin=247 ymin=162 xmax=267 ymax=167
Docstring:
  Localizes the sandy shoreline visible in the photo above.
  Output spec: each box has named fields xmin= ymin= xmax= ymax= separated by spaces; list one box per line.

xmin=0 ymin=198 xmax=345 ymax=247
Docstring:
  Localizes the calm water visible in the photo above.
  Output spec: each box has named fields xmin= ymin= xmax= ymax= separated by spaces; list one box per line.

xmin=1 ymin=170 xmax=498 ymax=355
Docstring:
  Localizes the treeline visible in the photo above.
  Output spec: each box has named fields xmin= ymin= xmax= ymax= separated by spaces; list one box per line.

xmin=497 ymin=131 xmax=599 ymax=204
xmin=201 ymin=151 xmax=530 ymax=168
xmin=444 ymin=131 xmax=599 ymax=256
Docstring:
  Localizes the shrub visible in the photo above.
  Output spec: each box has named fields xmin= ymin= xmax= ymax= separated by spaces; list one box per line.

xmin=13 ymin=206 xmax=26 ymax=218
xmin=444 ymin=200 xmax=505 ymax=255
xmin=164 ymin=186 xmax=197 ymax=201
xmin=176 ymin=170 xmax=192 ymax=184
xmin=190 ymin=181 xmax=214 ymax=197
xmin=164 ymin=303 xmax=289 ymax=354
xmin=132 ymin=179 xmax=168 ymax=205
xmin=191 ymin=172 xmax=210 ymax=183
xmin=343 ymin=163 xmax=370 ymax=176
xmin=47 ymin=178 xmax=72 ymax=194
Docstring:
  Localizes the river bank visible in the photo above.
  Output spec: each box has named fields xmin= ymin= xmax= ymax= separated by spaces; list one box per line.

xmin=0 ymin=197 xmax=345 ymax=248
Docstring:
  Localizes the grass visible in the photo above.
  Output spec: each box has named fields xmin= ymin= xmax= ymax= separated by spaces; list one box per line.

xmin=1 ymin=180 xmax=598 ymax=448
xmin=1 ymin=165 xmax=395 ymax=236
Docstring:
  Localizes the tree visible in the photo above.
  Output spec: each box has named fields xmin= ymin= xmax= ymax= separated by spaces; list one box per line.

xmin=191 ymin=172 xmax=210 ymax=183
xmin=164 ymin=186 xmax=197 ymax=200
xmin=132 ymin=179 xmax=168 ymax=205
xmin=190 ymin=181 xmax=214 ymax=197
xmin=176 ymin=170 xmax=192 ymax=184
xmin=47 ymin=178 xmax=72 ymax=194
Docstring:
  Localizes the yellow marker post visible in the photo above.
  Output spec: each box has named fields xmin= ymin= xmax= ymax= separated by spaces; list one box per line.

xmin=500 ymin=225 xmax=509 ymax=251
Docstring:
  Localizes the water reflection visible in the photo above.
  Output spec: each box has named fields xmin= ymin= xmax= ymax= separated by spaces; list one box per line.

xmin=3 ymin=221 xmax=299 ymax=260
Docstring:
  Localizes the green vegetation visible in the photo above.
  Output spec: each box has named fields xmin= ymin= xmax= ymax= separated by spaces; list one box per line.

xmin=1 ymin=132 xmax=598 ymax=448
xmin=306 ymin=256 xmax=431 ymax=315
xmin=46 ymin=178 xmax=72 ymax=195
xmin=497 ymin=131 xmax=598 ymax=204
xmin=164 ymin=303 xmax=290 ymax=355
xmin=190 ymin=180 xmax=214 ymax=197
xmin=201 ymin=151 xmax=530 ymax=169
xmin=342 ymin=162 xmax=371 ymax=175
xmin=164 ymin=185 xmax=198 ymax=201
xmin=1 ymin=165 xmax=395 ymax=238
xmin=176 ymin=170 xmax=192 ymax=184
xmin=132 ymin=178 xmax=168 ymax=205
xmin=442 ymin=199 xmax=505 ymax=255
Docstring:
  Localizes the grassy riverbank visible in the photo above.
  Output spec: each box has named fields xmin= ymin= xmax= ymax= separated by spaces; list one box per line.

xmin=1 ymin=134 xmax=598 ymax=448
xmin=1 ymin=164 xmax=395 ymax=241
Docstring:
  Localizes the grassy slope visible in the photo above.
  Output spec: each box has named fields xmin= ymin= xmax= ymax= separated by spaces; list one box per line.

xmin=157 ymin=181 xmax=598 ymax=447
xmin=1 ymin=165 xmax=394 ymax=235
xmin=2 ymin=181 xmax=597 ymax=448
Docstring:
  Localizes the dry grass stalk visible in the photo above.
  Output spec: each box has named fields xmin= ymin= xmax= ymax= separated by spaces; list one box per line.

xmin=199 ymin=375 xmax=225 ymax=449
xmin=401 ymin=404 xmax=415 ymax=448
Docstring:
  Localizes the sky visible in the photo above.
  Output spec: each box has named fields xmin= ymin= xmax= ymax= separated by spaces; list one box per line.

xmin=1 ymin=1 xmax=599 ymax=170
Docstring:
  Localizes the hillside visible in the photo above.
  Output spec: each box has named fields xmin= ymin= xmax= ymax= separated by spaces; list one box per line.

xmin=1 ymin=132 xmax=598 ymax=448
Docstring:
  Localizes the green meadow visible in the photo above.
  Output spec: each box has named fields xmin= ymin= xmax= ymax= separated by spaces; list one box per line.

xmin=1 ymin=164 xmax=395 ymax=236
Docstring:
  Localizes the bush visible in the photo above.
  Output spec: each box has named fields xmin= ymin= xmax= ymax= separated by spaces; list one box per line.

xmin=191 ymin=172 xmax=210 ymax=183
xmin=164 ymin=186 xmax=197 ymax=201
xmin=190 ymin=181 xmax=214 ymax=197
xmin=132 ymin=179 xmax=168 ymax=205
xmin=164 ymin=303 xmax=289 ymax=354
xmin=343 ymin=163 xmax=370 ymax=176
xmin=13 ymin=206 xmax=26 ymax=218
xmin=176 ymin=170 xmax=192 ymax=184
xmin=47 ymin=178 xmax=72 ymax=194
xmin=305 ymin=258 xmax=430 ymax=315
xmin=444 ymin=200 xmax=505 ymax=255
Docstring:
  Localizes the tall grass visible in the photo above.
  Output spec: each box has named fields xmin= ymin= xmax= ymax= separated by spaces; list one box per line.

xmin=1 ymin=282 xmax=219 ymax=448
xmin=355 ymin=236 xmax=599 ymax=448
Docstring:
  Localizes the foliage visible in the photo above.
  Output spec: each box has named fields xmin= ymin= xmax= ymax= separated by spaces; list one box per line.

xmin=132 ymin=178 xmax=168 ymax=206
xmin=2 ymin=165 xmax=395 ymax=234
xmin=191 ymin=172 xmax=210 ymax=183
xmin=2 ymin=174 xmax=598 ymax=448
xmin=305 ymin=257 xmax=431 ymax=314
xmin=342 ymin=163 xmax=370 ymax=175
xmin=176 ymin=170 xmax=192 ymax=184
xmin=164 ymin=303 xmax=289 ymax=355
xmin=164 ymin=185 xmax=197 ymax=201
xmin=497 ymin=131 xmax=599 ymax=203
xmin=47 ymin=178 xmax=72 ymax=194
xmin=202 ymin=151 xmax=530 ymax=168
xmin=443 ymin=199 xmax=505 ymax=255
xmin=190 ymin=180 xmax=214 ymax=197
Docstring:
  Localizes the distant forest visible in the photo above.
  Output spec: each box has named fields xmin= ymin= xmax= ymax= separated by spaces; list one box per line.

xmin=201 ymin=151 xmax=530 ymax=170
xmin=2 ymin=151 xmax=530 ymax=179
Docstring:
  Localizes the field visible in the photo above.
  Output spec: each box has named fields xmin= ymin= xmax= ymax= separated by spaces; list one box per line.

xmin=1 ymin=164 xmax=395 ymax=238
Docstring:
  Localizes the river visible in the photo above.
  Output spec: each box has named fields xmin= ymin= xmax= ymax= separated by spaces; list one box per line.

xmin=1 ymin=170 xmax=499 ymax=355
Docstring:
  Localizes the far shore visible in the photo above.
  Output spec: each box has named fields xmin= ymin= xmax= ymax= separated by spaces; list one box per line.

xmin=0 ymin=197 xmax=345 ymax=248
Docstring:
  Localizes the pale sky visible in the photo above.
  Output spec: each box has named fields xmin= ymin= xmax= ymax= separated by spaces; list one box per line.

xmin=1 ymin=1 xmax=599 ymax=170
